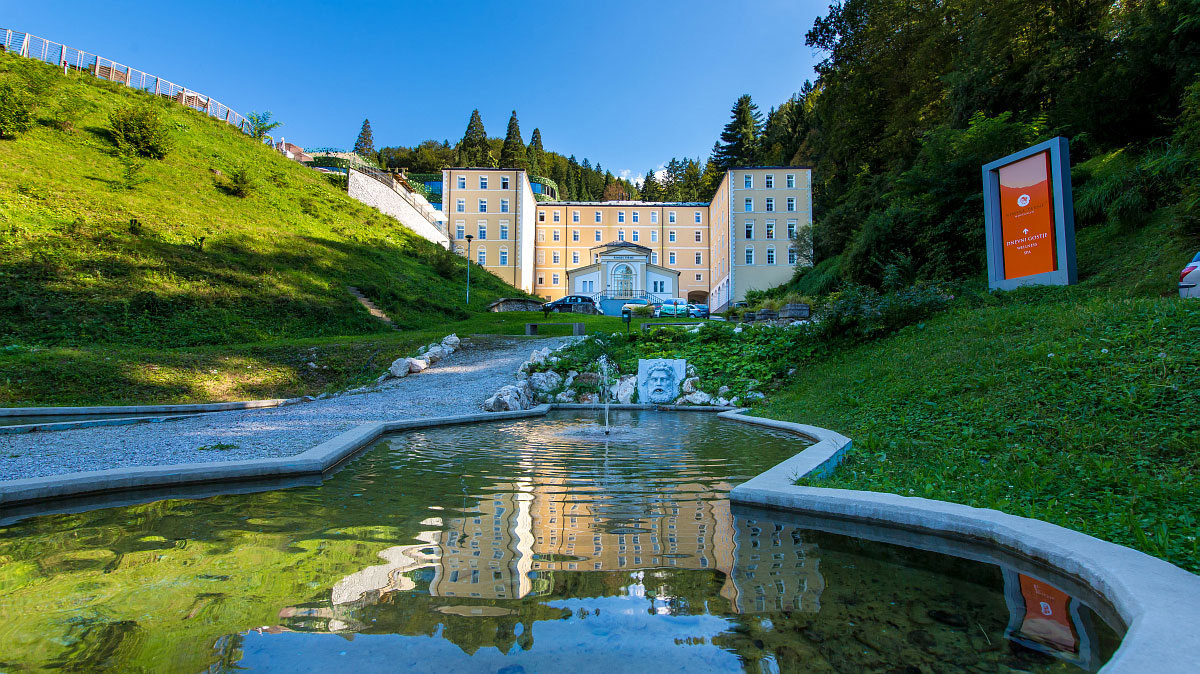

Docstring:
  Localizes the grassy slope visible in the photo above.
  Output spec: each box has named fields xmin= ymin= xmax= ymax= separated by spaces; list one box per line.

xmin=760 ymin=214 xmax=1200 ymax=571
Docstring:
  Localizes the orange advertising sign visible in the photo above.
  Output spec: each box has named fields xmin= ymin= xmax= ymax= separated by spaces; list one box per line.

xmin=998 ymin=151 xmax=1057 ymax=280
xmin=1016 ymin=574 xmax=1078 ymax=654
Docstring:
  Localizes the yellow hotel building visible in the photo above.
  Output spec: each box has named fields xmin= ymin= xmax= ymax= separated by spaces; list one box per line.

xmin=442 ymin=166 xmax=812 ymax=311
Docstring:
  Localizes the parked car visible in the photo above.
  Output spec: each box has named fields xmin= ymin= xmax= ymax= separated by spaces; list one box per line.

xmin=656 ymin=298 xmax=689 ymax=317
xmin=1181 ymin=251 xmax=1200 ymax=299
xmin=543 ymin=295 xmax=601 ymax=315
xmin=688 ymin=303 xmax=710 ymax=318
xmin=621 ymin=298 xmax=651 ymax=312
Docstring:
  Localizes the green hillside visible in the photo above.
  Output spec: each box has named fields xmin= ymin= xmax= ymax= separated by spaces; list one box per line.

xmin=0 ymin=53 xmax=523 ymax=350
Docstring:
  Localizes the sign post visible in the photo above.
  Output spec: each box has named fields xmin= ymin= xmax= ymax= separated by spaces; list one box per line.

xmin=982 ymin=137 xmax=1077 ymax=290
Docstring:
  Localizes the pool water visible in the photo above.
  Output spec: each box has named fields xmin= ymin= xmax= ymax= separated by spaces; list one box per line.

xmin=0 ymin=411 xmax=1121 ymax=672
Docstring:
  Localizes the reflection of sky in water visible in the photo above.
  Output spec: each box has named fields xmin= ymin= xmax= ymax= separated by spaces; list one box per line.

xmin=240 ymin=595 xmax=743 ymax=674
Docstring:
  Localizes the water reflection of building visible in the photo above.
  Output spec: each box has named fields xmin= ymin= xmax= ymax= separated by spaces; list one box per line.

xmin=728 ymin=516 xmax=825 ymax=614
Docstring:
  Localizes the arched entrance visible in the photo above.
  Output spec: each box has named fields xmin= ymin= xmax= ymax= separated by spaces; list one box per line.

xmin=687 ymin=290 xmax=709 ymax=304
xmin=611 ymin=264 xmax=635 ymax=298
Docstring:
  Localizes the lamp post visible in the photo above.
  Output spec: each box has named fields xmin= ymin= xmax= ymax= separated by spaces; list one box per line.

xmin=464 ymin=234 xmax=474 ymax=307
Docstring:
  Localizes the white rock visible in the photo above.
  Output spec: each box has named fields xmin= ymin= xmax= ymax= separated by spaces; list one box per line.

xmin=733 ymin=327 xmax=743 ymax=334
xmin=483 ymin=380 xmax=535 ymax=411
xmin=717 ymin=385 xmax=731 ymax=396
xmin=307 ymin=361 xmax=318 ymax=369
xmin=528 ymin=349 xmax=547 ymax=366
xmin=529 ymin=370 xmax=563 ymax=393
xmin=743 ymin=391 xmax=765 ymax=402
xmin=682 ymin=376 xmax=701 ymax=394
xmin=578 ymin=392 xmax=600 ymax=404
xmin=407 ymin=358 xmax=429 ymax=374
xmin=789 ymin=321 xmax=805 ymax=327
xmin=611 ymin=374 xmax=636 ymax=404
xmin=424 ymin=345 xmax=447 ymax=364
xmin=686 ymin=364 xmax=697 ymax=377
xmin=441 ymin=333 xmax=460 ymax=348
xmin=682 ymin=391 xmax=711 ymax=405
xmin=388 ymin=358 xmax=411 ymax=378
xmin=716 ymin=397 xmax=731 ymax=407
xmin=564 ymin=370 xmax=579 ymax=389
xmin=554 ymin=390 xmax=577 ymax=403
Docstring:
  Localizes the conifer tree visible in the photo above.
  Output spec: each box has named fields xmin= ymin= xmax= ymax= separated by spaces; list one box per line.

xmin=641 ymin=169 xmax=663 ymax=201
xmin=526 ymin=128 xmax=544 ymax=175
xmin=456 ymin=109 xmax=494 ymax=167
xmin=354 ymin=118 xmax=375 ymax=158
xmin=499 ymin=110 xmax=527 ymax=169
xmin=712 ymin=94 xmax=764 ymax=169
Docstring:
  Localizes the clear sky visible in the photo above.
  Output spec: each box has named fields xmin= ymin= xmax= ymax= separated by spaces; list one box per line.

xmin=4 ymin=0 xmax=827 ymax=181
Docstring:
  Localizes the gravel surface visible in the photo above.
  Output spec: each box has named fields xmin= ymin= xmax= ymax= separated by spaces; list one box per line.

xmin=0 ymin=336 xmax=574 ymax=482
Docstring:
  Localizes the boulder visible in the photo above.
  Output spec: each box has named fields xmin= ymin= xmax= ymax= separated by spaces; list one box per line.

xmin=743 ymin=391 xmax=765 ymax=402
xmin=483 ymin=381 xmax=534 ymax=411
xmin=563 ymin=370 xmax=579 ymax=389
xmin=733 ymin=327 xmax=743 ymax=334
xmin=578 ymin=392 xmax=600 ymax=404
xmin=574 ymin=372 xmax=601 ymax=387
xmin=528 ymin=347 xmax=552 ymax=366
xmin=686 ymin=364 xmax=698 ymax=378
xmin=681 ymin=391 xmax=712 ymax=405
xmin=408 ymin=358 xmax=429 ymax=374
xmin=717 ymin=385 xmax=730 ymax=396
xmin=611 ymin=374 xmax=636 ymax=404
xmin=554 ymin=390 xmax=577 ymax=403
xmin=441 ymin=333 xmax=461 ymax=349
xmin=682 ymin=376 xmax=701 ymax=394
xmin=424 ymin=345 xmax=447 ymax=364
xmin=529 ymin=370 xmax=563 ymax=393
xmin=388 ymin=358 xmax=411 ymax=378
xmin=715 ymin=397 xmax=731 ymax=407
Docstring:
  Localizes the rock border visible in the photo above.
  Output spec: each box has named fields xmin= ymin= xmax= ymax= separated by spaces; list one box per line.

xmin=722 ymin=409 xmax=1200 ymax=674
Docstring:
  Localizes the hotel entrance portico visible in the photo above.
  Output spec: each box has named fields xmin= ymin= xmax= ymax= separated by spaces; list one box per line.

xmin=567 ymin=242 xmax=680 ymax=314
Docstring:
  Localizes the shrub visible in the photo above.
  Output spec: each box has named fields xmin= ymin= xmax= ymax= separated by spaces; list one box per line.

xmin=0 ymin=82 xmax=34 ymax=138
xmin=115 ymin=154 xmax=149 ymax=191
xmin=632 ymin=304 xmax=654 ymax=318
xmin=216 ymin=166 xmax=255 ymax=197
xmin=108 ymin=102 xmax=173 ymax=159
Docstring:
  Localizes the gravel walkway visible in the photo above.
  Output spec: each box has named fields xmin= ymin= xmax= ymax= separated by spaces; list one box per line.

xmin=0 ymin=336 xmax=573 ymax=482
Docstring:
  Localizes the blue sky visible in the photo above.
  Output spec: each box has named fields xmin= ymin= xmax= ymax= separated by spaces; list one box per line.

xmin=4 ymin=1 xmax=827 ymax=181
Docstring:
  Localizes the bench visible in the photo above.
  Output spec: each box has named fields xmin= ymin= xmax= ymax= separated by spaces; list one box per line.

xmin=642 ymin=322 xmax=704 ymax=332
xmin=525 ymin=322 xmax=586 ymax=336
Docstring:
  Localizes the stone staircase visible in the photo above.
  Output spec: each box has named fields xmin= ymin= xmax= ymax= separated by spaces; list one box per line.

xmin=347 ymin=286 xmax=397 ymax=328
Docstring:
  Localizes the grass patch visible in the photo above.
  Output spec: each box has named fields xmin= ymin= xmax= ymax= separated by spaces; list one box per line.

xmin=195 ymin=443 xmax=238 ymax=452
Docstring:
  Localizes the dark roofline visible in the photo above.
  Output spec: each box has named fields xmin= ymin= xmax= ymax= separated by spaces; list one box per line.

xmin=542 ymin=201 xmax=709 ymax=207
xmin=727 ymin=165 xmax=814 ymax=171
xmin=590 ymin=241 xmax=652 ymax=252
xmin=446 ymin=167 xmax=528 ymax=172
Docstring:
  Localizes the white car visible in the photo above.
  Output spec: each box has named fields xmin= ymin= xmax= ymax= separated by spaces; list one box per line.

xmin=1181 ymin=251 xmax=1200 ymax=299
xmin=621 ymin=298 xmax=650 ymax=313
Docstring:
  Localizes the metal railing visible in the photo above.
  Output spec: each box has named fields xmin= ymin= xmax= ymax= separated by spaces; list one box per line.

xmin=1 ymin=28 xmax=252 ymax=135
xmin=349 ymin=166 xmax=447 ymax=228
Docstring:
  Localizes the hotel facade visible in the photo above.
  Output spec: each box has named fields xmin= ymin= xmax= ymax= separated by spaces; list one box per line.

xmin=441 ymin=166 xmax=812 ymax=311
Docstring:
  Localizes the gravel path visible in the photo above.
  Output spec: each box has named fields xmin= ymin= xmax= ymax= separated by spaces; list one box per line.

xmin=0 ymin=336 xmax=573 ymax=482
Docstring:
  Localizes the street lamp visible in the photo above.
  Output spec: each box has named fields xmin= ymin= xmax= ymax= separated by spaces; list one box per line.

xmin=463 ymin=234 xmax=474 ymax=307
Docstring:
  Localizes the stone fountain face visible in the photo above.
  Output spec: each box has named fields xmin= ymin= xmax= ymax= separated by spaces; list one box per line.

xmin=637 ymin=359 xmax=686 ymax=404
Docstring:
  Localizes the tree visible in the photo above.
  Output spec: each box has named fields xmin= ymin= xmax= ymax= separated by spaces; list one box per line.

xmin=499 ymin=110 xmax=526 ymax=169
xmin=712 ymin=95 xmax=763 ymax=169
xmin=641 ymin=169 xmax=663 ymax=201
xmin=456 ymin=109 xmax=496 ymax=167
xmin=526 ymin=128 xmax=544 ymax=175
xmin=354 ymin=118 xmax=375 ymax=158
xmin=246 ymin=111 xmax=281 ymax=140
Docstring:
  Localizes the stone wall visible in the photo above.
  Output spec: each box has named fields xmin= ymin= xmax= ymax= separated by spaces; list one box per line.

xmin=347 ymin=168 xmax=450 ymax=248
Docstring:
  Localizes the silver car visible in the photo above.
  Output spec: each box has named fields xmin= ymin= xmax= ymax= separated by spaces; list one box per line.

xmin=1182 ymin=251 xmax=1200 ymax=299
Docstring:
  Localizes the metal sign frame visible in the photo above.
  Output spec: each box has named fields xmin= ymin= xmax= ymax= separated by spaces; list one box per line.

xmin=982 ymin=137 xmax=1077 ymax=290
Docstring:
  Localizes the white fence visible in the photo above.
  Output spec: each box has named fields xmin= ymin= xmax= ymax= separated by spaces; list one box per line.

xmin=1 ymin=28 xmax=252 ymax=134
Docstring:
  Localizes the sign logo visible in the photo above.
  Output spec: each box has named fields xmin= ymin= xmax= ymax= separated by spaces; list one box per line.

xmin=1017 ymin=194 xmax=1031 ymax=207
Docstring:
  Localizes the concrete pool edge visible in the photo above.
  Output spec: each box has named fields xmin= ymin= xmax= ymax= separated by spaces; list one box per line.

xmin=721 ymin=409 xmax=1200 ymax=674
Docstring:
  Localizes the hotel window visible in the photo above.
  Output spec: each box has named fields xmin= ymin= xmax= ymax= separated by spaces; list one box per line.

xmin=538 ymin=275 xmax=545 ymax=285
xmin=788 ymin=248 xmax=798 ymax=264
xmin=766 ymin=220 xmax=775 ymax=239
xmin=501 ymin=176 xmax=510 ymax=189
xmin=553 ymin=211 xmax=561 ymax=222
xmin=595 ymin=211 xmax=602 ymax=223
xmin=669 ymin=252 xmax=677 ymax=265
xmin=457 ymin=175 xmax=466 ymax=189
xmin=786 ymin=174 xmax=795 ymax=188
xmin=455 ymin=222 xmax=465 ymax=239
xmin=651 ymin=211 xmax=658 ymax=223
xmin=745 ymin=198 xmax=753 ymax=212
xmin=669 ymin=211 xmax=677 ymax=224
xmin=652 ymin=280 xmax=665 ymax=293
xmin=787 ymin=197 xmax=796 ymax=212
xmin=456 ymin=199 xmax=465 ymax=213
xmin=618 ymin=230 xmax=625 ymax=241
xmin=552 ymin=251 xmax=560 ymax=264
xmin=538 ymin=210 xmax=545 ymax=222
xmin=744 ymin=174 xmax=753 ymax=189
xmin=572 ymin=230 xmax=580 ymax=242
xmin=765 ymin=174 xmax=774 ymax=188
xmin=651 ymin=252 xmax=659 ymax=264
xmin=537 ymin=230 xmax=545 ymax=242
xmin=595 ymin=230 xmax=602 ymax=241
xmin=477 ymin=222 xmax=487 ymax=240
xmin=499 ymin=248 xmax=509 ymax=266
xmin=695 ymin=252 xmax=703 ymax=265
xmin=553 ymin=230 xmax=561 ymax=241
xmin=696 ymin=273 xmax=702 ymax=281
xmin=573 ymin=210 xmax=580 ymax=223
xmin=632 ymin=211 xmax=640 ymax=223
xmin=669 ymin=230 xmax=676 ymax=242
xmin=767 ymin=247 xmax=776 ymax=265
xmin=694 ymin=231 xmax=702 ymax=242
xmin=500 ymin=199 xmax=510 ymax=213
xmin=479 ymin=176 xmax=488 ymax=189
xmin=478 ymin=199 xmax=487 ymax=213
xmin=618 ymin=211 xmax=625 ymax=223
xmin=745 ymin=222 xmax=754 ymax=239
xmin=572 ymin=251 xmax=580 ymax=264
xmin=499 ymin=222 xmax=509 ymax=240
xmin=552 ymin=273 xmax=560 ymax=285
xmin=651 ymin=230 xmax=658 ymax=242
xmin=632 ymin=230 xmax=639 ymax=242
xmin=594 ymin=253 xmax=599 ymax=262
xmin=478 ymin=248 xmax=487 ymax=265
xmin=765 ymin=198 xmax=775 ymax=212
xmin=537 ymin=251 xmax=545 ymax=264
xmin=787 ymin=219 xmax=797 ymax=239
xmin=694 ymin=211 xmax=701 ymax=224
xmin=745 ymin=247 xmax=754 ymax=265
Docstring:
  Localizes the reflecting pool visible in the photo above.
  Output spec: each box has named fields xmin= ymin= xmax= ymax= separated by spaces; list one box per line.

xmin=0 ymin=411 xmax=1122 ymax=672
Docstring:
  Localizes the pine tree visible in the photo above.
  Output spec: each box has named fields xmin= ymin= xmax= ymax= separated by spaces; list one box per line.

xmin=354 ymin=119 xmax=375 ymax=158
xmin=641 ymin=169 xmax=663 ymax=201
xmin=712 ymin=94 xmax=764 ymax=169
xmin=456 ymin=109 xmax=492 ymax=167
xmin=526 ymin=128 xmax=544 ymax=175
xmin=499 ymin=110 xmax=526 ymax=169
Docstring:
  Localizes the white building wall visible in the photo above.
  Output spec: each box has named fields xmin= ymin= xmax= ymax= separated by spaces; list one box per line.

xmin=347 ymin=168 xmax=450 ymax=248
xmin=517 ymin=173 xmax=538 ymax=293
